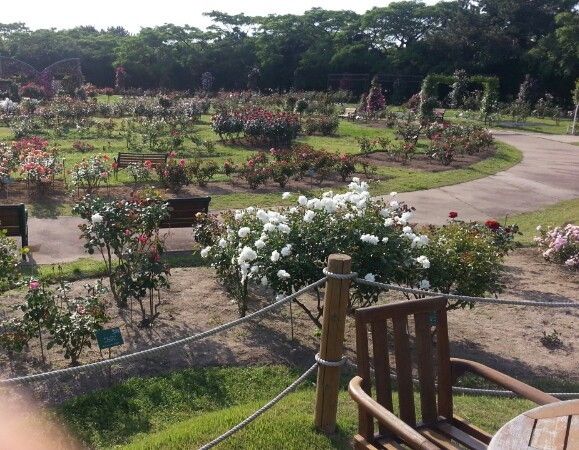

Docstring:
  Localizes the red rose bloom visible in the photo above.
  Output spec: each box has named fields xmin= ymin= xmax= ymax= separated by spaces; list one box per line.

xmin=485 ymin=220 xmax=500 ymax=230
xmin=449 ymin=211 xmax=458 ymax=219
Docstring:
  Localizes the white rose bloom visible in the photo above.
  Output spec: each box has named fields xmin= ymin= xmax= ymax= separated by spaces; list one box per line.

xmin=238 ymin=227 xmax=251 ymax=238
xmin=282 ymin=192 xmax=292 ymax=199
xmin=360 ymin=234 xmax=379 ymax=245
xmin=380 ymin=208 xmax=390 ymax=218
xmin=390 ymin=200 xmax=399 ymax=208
xmin=382 ymin=237 xmax=389 ymax=243
xmin=289 ymin=207 xmax=298 ymax=214
xmin=256 ymin=209 xmax=269 ymax=223
xmin=298 ymin=195 xmax=308 ymax=206
xmin=255 ymin=239 xmax=266 ymax=249
xmin=344 ymin=213 xmax=354 ymax=220
xmin=261 ymin=276 xmax=269 ymax=286
xmin=200 ymin=246 xmax=212 ymax=258
xmin=277 ymin=269 xmax=291 ymax=279
xmin=250 ymin=265 xmax=260 ymax=273
xmin=401 ymin=211 xmax=413 ymax=222
xmin=352 ymin=177 xmax=360 ymax=183
xmin=281 ymin=244 xmax=292 ymax=257
xmin=91 ymin=213 xmax=103 ymax=223
xmin=218 ymin=238 xmax=227 ymax=248
xmin=303 ymin=210 xmax=316 ymax=222
xmin=364 ymin=273 xmax=376 ymax=282
xmin=384 ymin=218 xmax=394 ymax=227
xmin=246 ymin=207 xmax=255 ymax=213
xmin=536 ymin=225 xmax=542 ymax=231
xmin=234 ymin=211 xmax=244 ymax=220
xmin=390 ymin=191 xmax=398 ymax=196
xmin=278 ymin=223 xmax=291 ymax=234
xmin=270 ymin=250 xmax=280 ymax=262
xmin=419 ymin=279 xmax=431 ymax=290
xmin=402 ymin=226 xmax=413 ymax=234
xmin=263 ymin=223 xmax=276 ymax=232
xmin=416 ymin=256 xmax=431 ymax=269
xmin=237 ymin=246 xmax=257 ymax=264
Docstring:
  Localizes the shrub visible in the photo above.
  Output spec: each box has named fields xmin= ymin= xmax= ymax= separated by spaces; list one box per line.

xmin=73 ymin=193 xmax=170 ymax=310
xmin=189 ymin=159 xmax=219 ymax=187
xmin=211 ymin=112 xmax=244 ymax=140
xmin=72 ymin=140 xmax=95 ymax=153
xmin=356 ymin=137 xmax=377 ymax=155
xmin=303 ymin=115 xmax=339 ymax=136
xmin=18 ymin=142 xmax=61 ymax=190
xmin=47 ymin=280 xmax=108 ymax=365
xmin=126 ymin=161 xmax=153 ymax=185
xmin=396 ymin=115 xmax=421 ymax=145
xmin=366 ymin=76 xmax=386 ymax=117
xmin=70 ymin=154 xmax=111 ymax=193
xmin=19 ymin=82 xmax=47 ymax=100
xmin=200 ymin=181 xmax=428 ymax=322
xmin=157 ymin=157 xmax=190 ymax=192
xmin=336 ymin=154 xmax=357 ymax=181
xmin=0 ymin=142 xmax=18 ymax=190
xmin=535 ymin=224 xmax=579 ymax=269
xmin=223 ymin=159 xmax=238 ymax=179
xmin=0 ymin=229 xmax=20 ymax=293
xmin=420 ymin=217 xmax=517 ymax=307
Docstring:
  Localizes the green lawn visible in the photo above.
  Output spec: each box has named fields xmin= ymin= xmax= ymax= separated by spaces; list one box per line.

xmin=55 ymin=365 xmax=541 ymax=450
xmin=509 ymin=198 xmax=579 ymax=246
xmin=1 ymin=115 xmax=523 ymax=215
xmin=445 ymin=109 xmax=573 ymax=135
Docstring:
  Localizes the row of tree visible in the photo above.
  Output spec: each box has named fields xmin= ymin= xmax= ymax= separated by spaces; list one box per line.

xmin=0 ymin=0 xmax=577 ymax=103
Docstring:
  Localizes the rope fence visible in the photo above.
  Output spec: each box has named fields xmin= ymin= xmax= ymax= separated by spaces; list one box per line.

xmin=2 ymin=256 xmax=577 ymax=449
xmin=0 ymin=277 xmax=327 ymax=385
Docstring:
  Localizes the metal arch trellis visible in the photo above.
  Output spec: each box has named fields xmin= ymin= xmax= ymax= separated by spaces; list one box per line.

xmin=0 ymin=56 xmax=84 ymax=97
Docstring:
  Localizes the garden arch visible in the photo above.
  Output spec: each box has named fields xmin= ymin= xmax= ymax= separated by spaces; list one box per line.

xmin=0 ymin=57 xmax=84 ymax=97
xmin=420 ymin=73 xmax=499 ymax=123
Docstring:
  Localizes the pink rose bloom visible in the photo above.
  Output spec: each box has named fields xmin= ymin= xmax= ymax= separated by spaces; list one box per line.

xmin=29 ymin=280 xmax=40 ymax=290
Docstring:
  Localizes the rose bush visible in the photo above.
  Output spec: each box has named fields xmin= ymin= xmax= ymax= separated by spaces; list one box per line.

xmin=535 ymin=224 xmax=579 ymax=269
xmin=70 ymin=154 xmax=111 ymax=193
xmin=200 ymin=179 xmax=428 ymax=323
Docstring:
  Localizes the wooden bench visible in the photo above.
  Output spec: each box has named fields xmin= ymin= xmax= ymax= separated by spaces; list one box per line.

xmin=0 ymin=204 xmax=28 ymax=259
xmin=339 ymin=107 xmax=358 ymax=121
xmin=434 ymin=108 xmax=446 ymax=122
xmin=114 ymin=152 xmax=168 ymax=175
xmin=159 ymin=197 xmax=211 ymax=229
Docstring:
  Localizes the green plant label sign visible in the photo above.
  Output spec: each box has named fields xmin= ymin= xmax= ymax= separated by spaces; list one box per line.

xmin=96 ymin=327 xmax=124 ymax=350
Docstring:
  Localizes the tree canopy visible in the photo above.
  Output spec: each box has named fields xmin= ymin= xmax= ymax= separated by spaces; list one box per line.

xmin=0 ymin=0 xmax=577 ymax=103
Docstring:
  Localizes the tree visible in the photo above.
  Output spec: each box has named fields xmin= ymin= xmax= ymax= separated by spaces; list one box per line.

xmin=366 ymin=75 xmax=386 ymax=116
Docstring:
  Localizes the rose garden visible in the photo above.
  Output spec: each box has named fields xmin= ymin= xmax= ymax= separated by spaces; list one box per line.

xmin=0 ymin=5 xmax=578 ymax=449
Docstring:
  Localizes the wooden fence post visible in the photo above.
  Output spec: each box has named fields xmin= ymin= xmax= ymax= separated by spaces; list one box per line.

xmin=315 ymin=253 xmax=352 ymax=434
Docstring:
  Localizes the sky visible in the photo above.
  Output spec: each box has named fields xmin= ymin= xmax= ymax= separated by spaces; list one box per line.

xmin=3 ymin=0 xmax=439 ymax=32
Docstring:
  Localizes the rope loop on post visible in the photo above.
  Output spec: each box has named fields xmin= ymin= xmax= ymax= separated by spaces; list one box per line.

xmin=315 ymin=353 xmax=347 ymax=367
xmin=322 ymin=268 xmax=358 ymax=280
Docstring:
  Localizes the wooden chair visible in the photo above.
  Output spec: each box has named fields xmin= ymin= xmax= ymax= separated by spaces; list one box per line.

xmin=348 ymin=296 xmax=559 ymax=450
xmin=113 ymin=152 xmax=167 ymax=177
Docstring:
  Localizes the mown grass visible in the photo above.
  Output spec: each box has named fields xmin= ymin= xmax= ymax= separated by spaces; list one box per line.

xmin=55 ymin=365 xmax=544 ymax=449
xmin=445 ymin=109 xmax=573 ymax=135
xmin=508 ymin=198 xmax=579 ymax=246
xmin=21 ymin=251 xmax=203 ymax=284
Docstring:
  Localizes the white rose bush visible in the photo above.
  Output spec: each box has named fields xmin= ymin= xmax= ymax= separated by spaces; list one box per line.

xmin=200 ymin=179 xmax=432 ymax=324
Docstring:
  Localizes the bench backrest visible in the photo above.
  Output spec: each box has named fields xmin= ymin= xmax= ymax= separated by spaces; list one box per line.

xmin=344 ymin=107 xmax=357 ymax=114
xmin=0 ymin=204 xmax=27 ymax=238
xmin=116 ymin=152 xmax=168 ymax=169
xmin=160 ymin=197 xmax=211 ymax=229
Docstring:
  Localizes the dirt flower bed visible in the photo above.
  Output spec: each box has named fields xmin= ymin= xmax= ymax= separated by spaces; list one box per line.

xmin=0 ymin=248 xmax=576 ymax=403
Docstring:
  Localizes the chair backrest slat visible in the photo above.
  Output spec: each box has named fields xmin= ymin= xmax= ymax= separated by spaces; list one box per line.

xmin=392 ymin=315 xmax=416 ymax=426
xmin=354 ymin=296 xmax=450 ymax=433
xmin=414 ymin=312 xmax=438 ymax=424
xmin=435 ymin=309 xmax=453 ymax=419
xmin=370 ymin=320 xmax=393 ymax=435
xmin=355 ymin=317 xmax=375 ymax=439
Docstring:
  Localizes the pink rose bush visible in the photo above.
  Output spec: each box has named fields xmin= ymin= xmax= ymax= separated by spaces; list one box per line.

xmin=535 ymin=224 xmax=579 ymax=269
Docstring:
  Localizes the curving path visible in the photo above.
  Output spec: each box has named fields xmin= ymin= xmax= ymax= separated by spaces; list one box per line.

xmin=25 ymin=131 xmax=579 ymax=264
xmin=394 ymin=131 xmax=579 ymax=224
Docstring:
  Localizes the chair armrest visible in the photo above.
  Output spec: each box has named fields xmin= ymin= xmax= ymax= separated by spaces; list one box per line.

xmin=349 ymin=376 xmax=439 ymax=450
xmin=450 ymin=358 xmax=559 ymax=405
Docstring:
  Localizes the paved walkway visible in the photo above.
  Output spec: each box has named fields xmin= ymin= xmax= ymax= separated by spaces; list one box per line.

xmin=24 ymin=131 xmax=579 ymax=264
